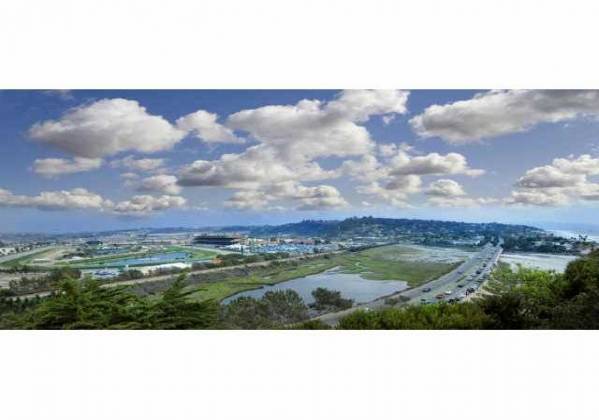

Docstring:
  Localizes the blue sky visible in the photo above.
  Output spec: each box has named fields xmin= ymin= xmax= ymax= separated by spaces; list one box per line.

xmin=1 ymin=89 xmax=599 ymax=233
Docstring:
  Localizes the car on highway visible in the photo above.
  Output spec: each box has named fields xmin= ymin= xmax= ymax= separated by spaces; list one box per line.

xmin=422 ymin=287 xmax=432 ymax=292
xmin=457 ymin=284 xmax=464 ymax=288
xmin=444 ymin=290 xmax=452 ymax=295
xmin=435 ymin=293 xmax=445 ymax=300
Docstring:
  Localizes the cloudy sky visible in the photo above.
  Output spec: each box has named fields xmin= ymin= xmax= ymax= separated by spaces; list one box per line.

xmin=1 ymin=89 xmax=599 ymax=233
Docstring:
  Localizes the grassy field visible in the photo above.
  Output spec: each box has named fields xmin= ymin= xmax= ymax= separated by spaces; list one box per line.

xmin=186 ymin=245 xmax=462 ymax=302
xmin=0 ymin=248 xmax=58 ymax=268
xmin=338 ymin=246 xmax=460 ymax=284
xmin=64 ymin=246 xmax=219 ymax=269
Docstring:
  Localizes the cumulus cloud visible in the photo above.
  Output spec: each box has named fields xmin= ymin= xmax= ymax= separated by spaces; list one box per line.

xmin=178 ymin=146 xmax=334 ymax=189
xmin=356 ymin=175 xmax=422 ymax=208
xmin=388 ymin=151 xmax=485 ymax=177
xmin=224 ymin=181 xmax=348 ymax=211
xmin=515 ymin=165 xmax=586 ymax=189
xmin=178 ymin=90 xmax=408 ymax=210
xmin=0 ymin=188 xmax=110 ymax=211
xmin=508 ymin=154 xmax=599 ymax=206
xmin=506 ymin=190 xmax=571 ymax=206
xmin=111 ymin=195 xmax=187 ymax=216
xmin=29 ymin=98 xmax=186 ymax=158
xmin=111 ymin=155 xmax=167 ymax=173
xmin=0 ymin=187 xmax=186 ymax=216
xmin=425 ymin=179 xmax=466 ymax=197
xmin=176 ymin=110 xmax=242 ymax=143
xmin=425 ymin=179 xmax=495 ymax=207
xmin=137 ymin=175 xmax=182 ymax=195
xmin=410 ymin=90 xmax=599 ymax=143
xmin=33 ymin=157 xmax=103 ymax=177
xmin=342 ymin=146 xmax=483 ymax=206
xmin=225 ymin=89 xmax=408 ymax=162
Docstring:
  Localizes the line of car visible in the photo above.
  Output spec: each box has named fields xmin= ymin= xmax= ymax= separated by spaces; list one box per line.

xmin=418 ymin=247 xmax=500 ymax=305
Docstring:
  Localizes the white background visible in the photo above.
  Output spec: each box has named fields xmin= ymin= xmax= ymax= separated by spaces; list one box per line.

xmin=2 ymin=1 xmax=599 ymax=419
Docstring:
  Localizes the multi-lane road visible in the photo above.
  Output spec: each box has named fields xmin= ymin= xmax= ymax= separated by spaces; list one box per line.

xmin=316 ymin=242 xmax=503 ymax=326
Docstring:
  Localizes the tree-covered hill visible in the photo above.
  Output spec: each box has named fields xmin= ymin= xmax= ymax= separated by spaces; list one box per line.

xmin=245 ymin=216 xmax=542 ymax=240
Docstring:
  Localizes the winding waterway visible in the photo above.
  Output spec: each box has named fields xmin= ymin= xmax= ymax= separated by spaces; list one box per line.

xmin=222 ymin=267 xmax=408 ymax=304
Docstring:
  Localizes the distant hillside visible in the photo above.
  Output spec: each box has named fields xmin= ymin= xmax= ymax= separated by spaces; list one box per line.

xmin=245 ymin=216 xmax=542 ymax=240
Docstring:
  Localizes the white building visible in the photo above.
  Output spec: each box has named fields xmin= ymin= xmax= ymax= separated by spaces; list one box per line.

xmin=0 ymin=247 xmax=16 ymax=256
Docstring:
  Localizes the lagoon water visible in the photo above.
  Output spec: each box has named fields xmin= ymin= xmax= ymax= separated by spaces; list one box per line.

xmin=500 ymin=252 xmax=577 ymax=273
xmin=222 ymin=268 xmax=408 ymax=304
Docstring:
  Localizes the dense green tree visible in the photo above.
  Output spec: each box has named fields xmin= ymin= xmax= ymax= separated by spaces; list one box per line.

xmin=220 ymin=290 xmax=309 ymax=329
xmin=3 ymin=274 xmax=219 ymax=330
xmin=337 ymin=303 xmax=489 ymax=330
xmin=142 ymin=275 xmax=218 ymax=329
xmin=18 ymin=278 xmax=141 ymax=329
xmin=310 ymin=288 xmax=353 ymax=311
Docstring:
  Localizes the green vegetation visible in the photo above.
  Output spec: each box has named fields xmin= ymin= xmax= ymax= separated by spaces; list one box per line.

xmin=338 ymin=302 xmax=489 ymax=329
xmin=2 ymin=249 xmax=599 ymax=329
xmin=331 ymin=249 xmax=599 ymax=329
xmin=187 ymin=257 xmax=338 ymax=302
xmin=337 ymin=245 xmax=460 ymax=284
xmin=0 ymin=248 xmax=55 ymax=268
xmin=62 ymin=246 xmax=218 ymax=269
xmin=220 ymin=290 xmax=309 ymax=329
xmin=7 ymin=267 xmax=82 ymax=295
xmin=0 ymin=274 xmax=218 ymax=329
xmin=187 ymin=245 xmax=459 ymax=302
xmin=310 ymin=288 xmax=353 ymax=311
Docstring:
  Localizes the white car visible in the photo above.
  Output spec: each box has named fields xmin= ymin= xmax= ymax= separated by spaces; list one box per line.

xmin=445 ymin=290 xmax=453 ymax=295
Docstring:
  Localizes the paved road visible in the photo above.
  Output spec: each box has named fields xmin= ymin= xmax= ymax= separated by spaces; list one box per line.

xmin=316 ymin=243 xmax=503 ymax=326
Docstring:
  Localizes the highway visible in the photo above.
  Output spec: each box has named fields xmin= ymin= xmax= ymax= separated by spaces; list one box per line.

xmin=316 ymin=242 xmax=503 ymax=326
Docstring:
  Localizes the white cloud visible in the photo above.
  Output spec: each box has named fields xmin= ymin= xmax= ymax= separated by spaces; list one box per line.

xmin=29 ymin=98 xmax=185 ymax=158
xmin=224 ymin=190 xmax=270 ymax=210
xmin=111 ymin=195 xmax=187 ymax=216
xmin=515 ymin=165 xmax=586 ymax=189
xmin=137 ymin=175 xmax=182 ymax=195
xmin=224 ymin=181 xmax=348 ymax=211
xmin=111 ymin=155 xmax=167 ymax=173
xmin=33 ymin=157 xmax=103 ymax=177
xmin=226 ymin=89 xmax=408 ymax=162
xmin=389 ymin=151 xmax=484 ymax=177
xmin=178 ymin=90 xmax=410 ymax=212
xmin=551 ymin=154 xmax=599 ymax=175
xmin=343 ymin=147 xmax=483 ymax=207
xmin=508 ymin=154 xmax=599 ymax=206
xmin=506 ymin=190 xmax=571 ymax=206
xmin=176 ymin=110 xmax=242 ymax=143
xmin=425 ymin=179 xmax=466 ymax=197
xmin=425 ymin=179 xmax=495 ymax=207
xmin=0 ymin=187 xmax=186 ymax=216
xmin=356 ymin=176 xmax=422 ymax=208
xmin=410 ymin=90 xmax=599 ymax=143
xmin=178 ymin=145 xmax=335 ymax=188
xmin=0 ymin=187 xmax=110 ymax=211
xmin=120 ymin=172 xmax=140 ymax=180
